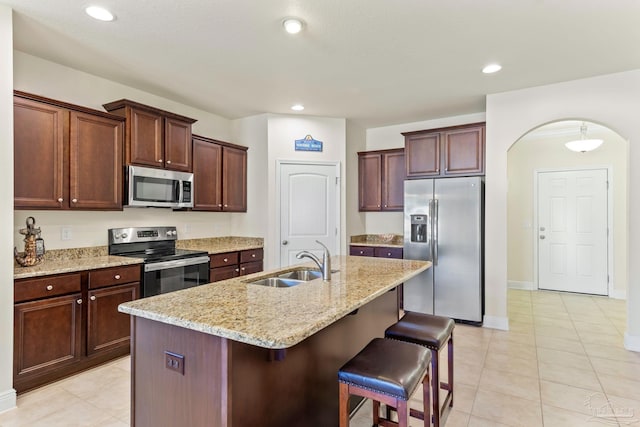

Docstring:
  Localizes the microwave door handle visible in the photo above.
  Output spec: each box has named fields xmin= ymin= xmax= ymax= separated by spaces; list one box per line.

xmin=175 ymin=180 xmax=181 ymax=204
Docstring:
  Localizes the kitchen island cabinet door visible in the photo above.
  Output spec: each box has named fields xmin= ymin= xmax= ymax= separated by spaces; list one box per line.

xmin=87 ymin=283 xmax=138 ymax=356
xmin=13 ymin=96 xmax=66 ymax=209
xmin=192 ymin=136 xmax=223 ymax=211
xmin=222 ymin=145 xmax=247 ymax=212
xmin=14 ymin=293 xmax=83 ymax=391
xmin=69 ymin=111 xmax=124 ymax=210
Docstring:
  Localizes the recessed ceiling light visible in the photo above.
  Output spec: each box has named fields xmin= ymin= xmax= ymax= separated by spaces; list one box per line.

xmin=291 ymin=104 xmax=305 ymax=111
xmin=283 ymin=18 xmax=303 ymax=34
xmin=85 ymin=6 xmax=115 ymax=22
xmin=482 ymin=64 xmax=502 ymax=74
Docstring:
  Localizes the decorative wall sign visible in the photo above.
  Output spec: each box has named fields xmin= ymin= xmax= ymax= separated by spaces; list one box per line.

xmin=295 ymin=135 xmax=323 ymax=152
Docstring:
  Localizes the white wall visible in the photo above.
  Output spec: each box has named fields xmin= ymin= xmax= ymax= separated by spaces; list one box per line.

xmin=486 ymin=70 xmax=640 ymax=350
xmin=0 ymin=5 xmax=16 ymax=413
xmin=364 ymin=113 xmax=486 ymax=234
xmin=507 ymin=124 xmax=628 ymax=297
xmin=266 ymin=115 xmax=346 ymax=269
xmin=346 ymin=120 xmax=367 ymax=240
xmin=13 ymin=51 xmax=237 ymax=249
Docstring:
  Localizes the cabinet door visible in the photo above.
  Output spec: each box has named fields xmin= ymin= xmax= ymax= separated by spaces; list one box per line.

xmin=14 ymin=293 xmax=83 ymax=385
xmin=164 ymin=117 xmax=193 ymax=172
xmin=222 ymin=146 xmax=247 ymax=212
xmin=405 ymin=132 xmax=440 ymax=178
xmin=443 ymin=125 xmax=485 ymax=176
xmin=239 ymin=261 xmax=263 ymax=276
xmin=382 ymin=151 xmax=405 ymax=211
xmin=87 ymin=283 xmax=138 ymax=356
xmin=14 ymin=96 xmax=66 ymax=209
xmin=358 ymin=153 xmax=382 ymax=211
xmin=192 ymin=137 xmax=223 ymax=211
xmin=69 ymin=111 xmax=123 ymax=210
xmin=129 ymin=107 xmax=164 ymax=167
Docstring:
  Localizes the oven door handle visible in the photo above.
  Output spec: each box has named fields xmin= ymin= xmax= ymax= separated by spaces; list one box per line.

xmin=144 ymin=256 xmax=210 ymax=272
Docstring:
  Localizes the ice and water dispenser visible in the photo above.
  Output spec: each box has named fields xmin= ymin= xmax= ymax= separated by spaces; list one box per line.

xmin=410 ymin=214 xmax=428 ymax=243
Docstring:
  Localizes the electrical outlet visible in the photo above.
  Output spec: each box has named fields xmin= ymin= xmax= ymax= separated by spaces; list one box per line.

xmin=164 ymin=351 xmax=185 ymax=375
xmin=61 ymin=226 xmax=72 ymax=241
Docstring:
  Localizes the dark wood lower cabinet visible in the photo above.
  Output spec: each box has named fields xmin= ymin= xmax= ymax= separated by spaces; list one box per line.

xmin=209 ymin=248 xmax=263 ymax=283
xmin=130 ymin=288 xmax=398 ymax=427
xmin=13 ymin=266 xmax=140 ymax=393
xmin=14 ymin=293 xmax=83 ymax=382
xmin=87 ymin=283 xmax=138 ymax=355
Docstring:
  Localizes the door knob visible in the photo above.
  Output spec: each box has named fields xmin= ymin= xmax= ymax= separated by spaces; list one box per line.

xmin=540 ymin=235 xmax=546 ymax=240
xmin=282 ymin=240 xmax=288 ymax=245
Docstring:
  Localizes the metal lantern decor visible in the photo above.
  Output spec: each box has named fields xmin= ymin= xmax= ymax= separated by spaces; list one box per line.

xmin=14 ymin=216 xmax=46 ymax=267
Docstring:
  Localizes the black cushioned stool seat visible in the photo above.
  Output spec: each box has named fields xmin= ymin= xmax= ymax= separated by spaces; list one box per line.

xmin=338 ymin=338 xmax=431 ymax=427
xmin=385 ymin=312 xmax=455 ymax=427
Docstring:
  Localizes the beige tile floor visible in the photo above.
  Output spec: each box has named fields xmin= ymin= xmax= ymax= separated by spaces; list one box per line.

xmin=1 ymin=289 xmax=638 ymax=427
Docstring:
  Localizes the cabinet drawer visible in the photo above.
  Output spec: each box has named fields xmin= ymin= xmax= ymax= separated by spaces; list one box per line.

xmin=349 ymin=246 xmax=375 ymax=257
xmin=210 ymin=252 xmax=239 ymax=268
xmin=210 ymin=265 xmax=240 ymax=282
xmin=240 ymin=248 xmax=263 ymax=263
xmin=15 ymin=273 xmax=82 ymax=303
xmin=89 ymin=264 xmax=141 ymax=289
xmin=239 ymin=260 xmax=263 ymax=276
xmin=374 ymin=247 xmax=403 ymax=259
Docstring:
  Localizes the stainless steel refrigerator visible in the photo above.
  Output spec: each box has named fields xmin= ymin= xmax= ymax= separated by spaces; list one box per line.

xmin=403 ymin=177 xmax=483 ymax=323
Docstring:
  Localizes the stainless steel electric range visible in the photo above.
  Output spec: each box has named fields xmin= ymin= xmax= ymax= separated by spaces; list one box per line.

xmin=108 ymin=226 xmax=210 ymax=297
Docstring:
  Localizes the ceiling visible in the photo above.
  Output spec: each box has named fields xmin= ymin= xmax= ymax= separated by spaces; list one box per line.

xmin=4 ymin=0 xmax=640 ymax=128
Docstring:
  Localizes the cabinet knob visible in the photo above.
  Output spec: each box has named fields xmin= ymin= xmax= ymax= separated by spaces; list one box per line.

xmin=445 ymin=168 xmax=448 ymax=172
xmin=359 ymin=251 xmax=364 ymax=254
xmin=387 ymin=252 xmax=392 ymax=256
xmin=57 ymin=198 xmax=63 ymax=203
xmin=166 ymin=160 xmax=171 ymax=164
xmin=77 ymin=299 xmax=83 ymax=305
xmin=241 ymin=267 xmax=246 ymax=271
xmin=377 ymin=205 xmax=381 ymax=208
xmin=114 ymin=274 xmax=121 ymax=280
xmin=235 ymin=268 xmax=240 ymax=272
xmin=218 ymin=204 xmax=222 ymax=207
xmin=223 ymin=258 xmax=228 ymax=262
xmin=252 ymin=254 xmax=256 ymax=258
xmin=72 ymin=198 xmax=78 ymax=203
xmin=224 ymin=204 xmax=228 ymax=207
xmin=46 ymin=285 xmax=54 ymax=291
xmin=90 ymin=295 xmax=96 ymax=301
xmin=384 ymin=205 xmax=387 ymax=207
xmin=158 ymin=159 xmax=163 ymax=163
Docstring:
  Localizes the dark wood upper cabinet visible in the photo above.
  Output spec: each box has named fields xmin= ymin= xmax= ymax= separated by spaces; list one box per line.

xmin=192 ymin=134 xmax=248 ymax=212
xmin=358 ymin=148 xmax=405 ymax=211
xmin=14 ymin=91 xmax=124 ymax=211
xmin=103 ymin=99 xmax=196 ymax=172
xmin=403 ymin=122 xmax=485 ymax=178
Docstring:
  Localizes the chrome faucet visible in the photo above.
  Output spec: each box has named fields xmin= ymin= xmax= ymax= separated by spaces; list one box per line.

xmin=296 ymin=240 xmax=331 ymax=281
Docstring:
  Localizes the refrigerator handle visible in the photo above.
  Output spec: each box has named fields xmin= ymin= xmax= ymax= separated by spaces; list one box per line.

xmin=433 ymin=199 xmax=439 ymax=266
xmin=427 ymin=199 xmax=433 ymax=261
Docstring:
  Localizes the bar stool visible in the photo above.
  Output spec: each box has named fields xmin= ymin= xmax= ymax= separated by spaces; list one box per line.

xmin=338 ymin=338 xmax=431 ymax=427
xmin=385 ymin=312 xmax=455 ymax=427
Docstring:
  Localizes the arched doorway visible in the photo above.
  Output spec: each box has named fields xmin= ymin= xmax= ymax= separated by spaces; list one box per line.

xmin=507 ymin=120 xmax=628 ymax=297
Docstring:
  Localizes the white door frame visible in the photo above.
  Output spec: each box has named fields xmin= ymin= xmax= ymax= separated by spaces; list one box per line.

xmin=533 ymin=165 xmax=614 ymax=296
xmin=275 ymin=160 xmax=341 ymax=268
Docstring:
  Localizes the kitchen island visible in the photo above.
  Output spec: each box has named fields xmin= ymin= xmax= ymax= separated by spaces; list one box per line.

xmin=119 ymin=255 xmax=430 ymax=427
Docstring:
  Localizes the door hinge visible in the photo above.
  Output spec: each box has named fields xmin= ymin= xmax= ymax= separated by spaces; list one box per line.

xmin=606 ymin=180 xmax=609 ymax=189
xmin=607 ymin=275 xmax=610 ymax=284
xmin=336 ymin=176 xmax=340 ymax=185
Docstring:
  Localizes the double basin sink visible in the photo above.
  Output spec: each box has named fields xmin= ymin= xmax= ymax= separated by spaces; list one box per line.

xmin=246 ymin=269 xmax=325 ymax=288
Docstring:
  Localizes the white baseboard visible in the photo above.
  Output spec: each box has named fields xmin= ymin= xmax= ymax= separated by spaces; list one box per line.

xmin=482 ymin=315 xmax=509 ymax=331
xmin=508 ymin=280 xmax=535 ymax=291
xmin=610 ymin=289 xmax=626 ymax=300
xmin=0 ymin=388 xmax=16 ymax=414
xmin=624 ymin=332 xmax=640 ymax=352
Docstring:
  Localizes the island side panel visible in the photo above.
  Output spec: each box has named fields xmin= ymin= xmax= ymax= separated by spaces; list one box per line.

xmin=131 ymin=317 xmax=230 ymax=427
xmin=229 ymin=287 xmax=399 ymax=427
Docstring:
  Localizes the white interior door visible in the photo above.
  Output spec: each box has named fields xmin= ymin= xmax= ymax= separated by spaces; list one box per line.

xmin=279 ymin=162 xmax=340 ymax=267
xmin=537 ymin=169 xmax=608 ymax=295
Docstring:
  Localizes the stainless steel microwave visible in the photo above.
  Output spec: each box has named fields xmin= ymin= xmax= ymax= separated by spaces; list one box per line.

xmin=126 ymin=165 xmax=194 ymax=208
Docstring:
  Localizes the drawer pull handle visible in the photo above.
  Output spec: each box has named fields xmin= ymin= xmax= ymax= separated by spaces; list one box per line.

xmin=158 ymin=159 xmax=163 ymax=163
xmin=46 ymin=285 xmax=54 ymax=291
xmin=166 ymin=160 xmax=172 ymax=164
xmin=359 ymin=251 xmax=364 ymax=254
xmin=57 ymin=198 xmax=63 ymax=203
xmin=90 ymin=295 xmax=96 ymax=301
xmin=235 ymin=268 xmax=240 ymax=272
xmin=72 ymin=198 xmax=78 ymax=203
xmin=114 ymin=274 xmax=121 ymax=280
xmin=252 ymin=254 xmax=256 ymax=258
xmin=241 ymin=267 xmax=245 ymax=271
xmin=223 ymin=258 xmax=228 ymax=262
xmin=77 ymin=299 xmax=83 ymax=305
xmin=387 ymin=253 xmax=392 ymax=256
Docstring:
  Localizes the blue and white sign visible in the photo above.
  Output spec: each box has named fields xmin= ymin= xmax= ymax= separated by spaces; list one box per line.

xmin=295 ymin=135 xmax=323 ymax=152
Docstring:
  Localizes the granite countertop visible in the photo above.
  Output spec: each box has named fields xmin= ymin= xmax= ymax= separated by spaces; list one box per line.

xmin=350 ymin=234 xmax=403 ymax=248
xmin=14 ymin=236 xmax=263 ymax=279
xmin=119 ymin=255 xmax=430 ymax=349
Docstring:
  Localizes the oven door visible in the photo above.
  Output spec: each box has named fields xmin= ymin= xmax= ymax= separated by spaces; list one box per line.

xmin=142 ymin=256 xmax=210 ymax=297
